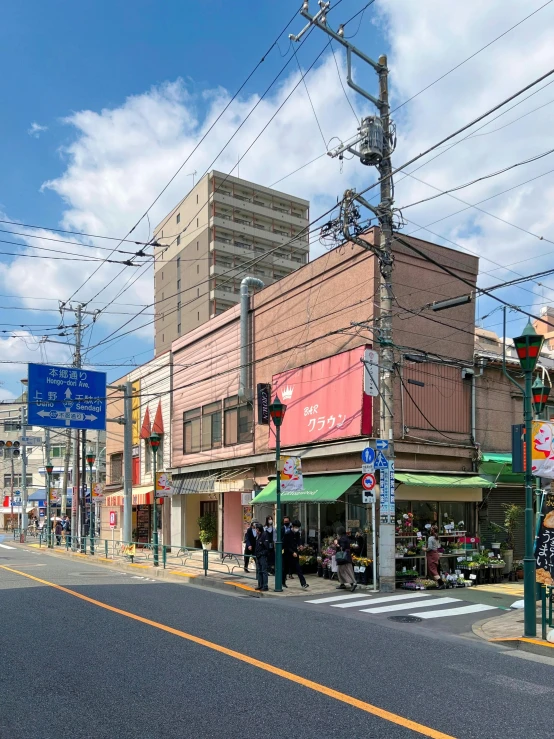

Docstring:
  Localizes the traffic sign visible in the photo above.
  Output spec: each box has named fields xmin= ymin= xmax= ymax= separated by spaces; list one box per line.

xmin=27 ymin=363 xmax=107 ymax=431
xmin=362 ymin=491 xmax=375 ymax=504
xmin=363 ymin=349 xmax=379 ymax=397
xmin=376 ymin=439 xmax=389 ymax=450
xmin=374 ymin=450 xmax=389 ymax=469
xmin=109 ymin=511 xmax=117 ymax=529
xmin=361 ymin=472 xmax=376 ymax=491
xmin=361 ymin=463 xmax=374 ymax=474
xmin=20 ymin=436 xmax=42 ymax=445
xmin=361 ymin=447 xmax=375 ymax=464
xmin=380 ymin=463 xmax=395 ymax=516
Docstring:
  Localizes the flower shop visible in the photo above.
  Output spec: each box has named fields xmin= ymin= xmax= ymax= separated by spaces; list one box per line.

xmin=394 ymin=473 xmax=498 ymax=590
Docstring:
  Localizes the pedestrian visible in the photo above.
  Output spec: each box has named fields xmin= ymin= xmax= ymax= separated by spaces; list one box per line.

xmin=264 ymin=515 xmax=276 ymax=574
xmin=243 ymin=520 xmax=258 ymax=573
xmin=334 ymin=527 xmax=357 ymax=592
xmin=54 ymin=520 xmax=62 ymax=546
xmin=254 ymin=523 xmax=270 ymax=591
xmin=424 ymin=526 xmax=444 ymax=588
xmin=282 ymin=519 xmax=309 ymax=590
xmin=62 ymin=515 xmax=70 ymax=542
xmin=64 ymin=517 xmax=71 ymax=548
xmin=281 ymin=515 xmax=293 ymax=579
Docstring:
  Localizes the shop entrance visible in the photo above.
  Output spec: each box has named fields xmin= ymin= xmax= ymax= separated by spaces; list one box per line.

xmin=200 ymin=500 xmax=218 ymax=549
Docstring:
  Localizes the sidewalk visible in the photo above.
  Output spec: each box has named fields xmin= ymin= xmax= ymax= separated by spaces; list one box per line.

xmin=16 ymin=541 xmax=371 ymax=597
xmin=473 ymin=604 xmax=554 ymax=657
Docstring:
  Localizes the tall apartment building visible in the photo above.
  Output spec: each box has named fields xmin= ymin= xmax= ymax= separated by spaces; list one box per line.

xmin=153 ymin=170 xmax=310 ymax=355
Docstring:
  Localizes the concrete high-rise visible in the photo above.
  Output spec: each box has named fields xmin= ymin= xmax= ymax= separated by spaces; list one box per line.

xmin=153 ymin=170 xmax=310 ymax=355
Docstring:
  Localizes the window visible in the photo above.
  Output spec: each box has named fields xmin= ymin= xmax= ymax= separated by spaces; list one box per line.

xmin=183 ymin=408 xmax=201 ymax=453
xmin=3 ymin=419 xmax=20 ymax=432
xmin=176 ymin=213 xmax=181 ymax=224
xmin=111 ymin=453 xmax=123 ymax=483
xmin=144 ymin=438 xmax=164 ymax=473
xmin=224 ymin=396 xmax=252 ymax=445
xmin=51 ymin=446 xmax=65 ymax=458
xmin=202 ymin=402 xmax=222 ymax=450
xmin=177 ymin=235 xmax=181 ymax=246
xmin=177 ymin=279 xmax=181 ymax=290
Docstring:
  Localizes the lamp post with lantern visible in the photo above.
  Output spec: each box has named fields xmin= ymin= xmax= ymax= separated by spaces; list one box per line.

xmin=86 ymin=447 xmax=96 ymax=554
xmin=149 ymin=432 xmax=160 ymax=567
xmin=45 ymin=463 xmax=54 ymax=548
xmin=269 ymin=396 xmax=287 ymax=593
xmin=513 ymin=322 xmax=549 ymax=637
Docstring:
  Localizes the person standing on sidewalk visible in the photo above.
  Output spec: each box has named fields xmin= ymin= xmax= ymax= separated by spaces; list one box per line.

xmin=243 ymin=520 xmax=258 ymax=573
xmin=424 ymin=526 xmax=444 ymax=589
xmin=54 ymin=521 xmax=63 ymax=546
xmin=254 ymin=523 xmax=270 ymax=591
xmin=264 ymin=515 xmax=276 ymax=574
xmin=282 ymin=520 xmax=309 ymax=590
xmin=334 ymin=527 xmax=357 ymax=592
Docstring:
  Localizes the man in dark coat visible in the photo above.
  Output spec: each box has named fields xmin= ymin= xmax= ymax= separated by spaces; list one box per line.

xmin=254 ymin=523 xmax=270 ymax=591
xmin=243 ymin=520 xmax=258 ymax=572
xmin=282 ymin=519 xmax=309 ymax=590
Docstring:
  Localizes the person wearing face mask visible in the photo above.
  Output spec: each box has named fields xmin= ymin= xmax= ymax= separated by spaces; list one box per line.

xmin=264 ymin=515 xmax=276 ymax=574
xmin=282 ymin=519 xmax=309 ymax=590
xmin=281 ymin=515 xmax=293 ymax=579
xmin=243 ymin=520 xmax=258 ymax=573
xmin=254 ymin=523 xmax=271 ymax=591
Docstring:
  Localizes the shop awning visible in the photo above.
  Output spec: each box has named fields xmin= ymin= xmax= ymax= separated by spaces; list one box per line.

xmin=251 ymin=474 xmax=360 ymax=504
xmin=482 ymin=453 xmax=511 ymax=464
xmin=395 ymin=473 xmax=495 ymax=488
xmin=104 ymin=485 xmax=154 ymax=507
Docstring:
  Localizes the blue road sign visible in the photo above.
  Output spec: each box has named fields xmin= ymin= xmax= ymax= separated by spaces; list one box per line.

xmin=376 ymin=439 xmax=389 ymax=450
xmin=27 ymin=363 xmax=107 ymax=431
xmin=361 ymin=447 xmax=375 ymax=465
xmin=374 ymin=450 xmax=389 ymax=470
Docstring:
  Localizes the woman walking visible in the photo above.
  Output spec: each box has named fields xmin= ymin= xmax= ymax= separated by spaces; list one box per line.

xmin=425 ymin=526 xmax=444 ymax=588
xmin=264 ymin=515 xmax=276 ymax=574
xmin=334 ymin=527 xmax=357 ymax=592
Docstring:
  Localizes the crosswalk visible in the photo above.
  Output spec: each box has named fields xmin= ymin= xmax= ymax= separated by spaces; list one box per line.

xmin=0 ymin=543 xmax=16 ymax=550
xmin=305 ymin=591 xmax=499 ymax=621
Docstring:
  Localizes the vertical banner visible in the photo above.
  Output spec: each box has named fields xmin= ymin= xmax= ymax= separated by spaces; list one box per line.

xmin=531 ymin=420 xmax=554 ymax=479
xmin=257 ymin=383 xmax=271 ymax=425
xmin=156 ymin=471 xmax=173 ymax=497
xmin=280 ymin=457 xmax=303 ymax=492
xmin=131 ymin=380 xmax=141 ymax=446
xmin=536 ymin=491 xmax=554 ymax=586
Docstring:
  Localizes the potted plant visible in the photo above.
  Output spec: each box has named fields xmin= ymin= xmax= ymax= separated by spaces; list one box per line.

xmin=515 ymin=560 xmax=524 ymax=580
xmin=197 ymin=512 xmax=217 ymax=550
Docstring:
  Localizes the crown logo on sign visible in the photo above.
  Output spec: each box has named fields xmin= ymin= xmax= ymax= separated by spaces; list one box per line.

xmin=281 ymin=385 xmax=294 ymax=401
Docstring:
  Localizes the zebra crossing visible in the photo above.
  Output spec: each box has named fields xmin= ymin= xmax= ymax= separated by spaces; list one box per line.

xmin=304 ymin=591 xmax=499 ymax=621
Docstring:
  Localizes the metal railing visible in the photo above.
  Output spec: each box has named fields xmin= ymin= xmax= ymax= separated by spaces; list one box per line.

xmin=540 ymin=584 xmax=554 ymax=640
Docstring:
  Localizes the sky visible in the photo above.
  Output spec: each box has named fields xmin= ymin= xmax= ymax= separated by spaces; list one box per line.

xmin=1 ymin=0 xmax=554 ymax=399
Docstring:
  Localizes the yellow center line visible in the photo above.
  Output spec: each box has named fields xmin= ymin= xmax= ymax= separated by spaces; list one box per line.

xmin=0 ymin=564 xmax=456 ymax=739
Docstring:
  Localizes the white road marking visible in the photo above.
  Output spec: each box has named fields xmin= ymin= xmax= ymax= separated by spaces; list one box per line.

xmin=0 ymin=543 xmax=16 ymax=550
xmin=414 ymin=603 xmax=498 ymax=619
xmin=305 ymin=593 xmax=373 ymax=604
xmin=361 ymin=597 xmax=458 ymax=614
xmin=331 ymin=593 xmax=431 ymax=608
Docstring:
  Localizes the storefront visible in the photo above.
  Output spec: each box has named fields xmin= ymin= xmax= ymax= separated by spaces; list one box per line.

xmin=102 ymin=485 xmax=163 ymax=544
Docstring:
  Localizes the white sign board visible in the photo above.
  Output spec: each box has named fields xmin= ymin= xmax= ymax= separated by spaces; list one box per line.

xmin=281 ymin=457 xmax=303 ymax=492
xmin=363 ymin=349 xmax=379 ymax=397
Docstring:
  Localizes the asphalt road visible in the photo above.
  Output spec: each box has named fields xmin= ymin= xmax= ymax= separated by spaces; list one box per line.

xmin=1 ymin=546 xmax=554 ymax=739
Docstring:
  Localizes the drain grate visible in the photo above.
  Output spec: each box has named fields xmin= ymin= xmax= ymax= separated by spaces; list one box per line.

xmin=388 ymin=615 xmax=423 ymax=623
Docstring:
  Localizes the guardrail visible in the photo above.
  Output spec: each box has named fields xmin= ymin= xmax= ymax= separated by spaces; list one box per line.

xmin=33 ymin=534 xmax=257 ymax=581
xmin=541 ymin=584 xmax=554 ymax=640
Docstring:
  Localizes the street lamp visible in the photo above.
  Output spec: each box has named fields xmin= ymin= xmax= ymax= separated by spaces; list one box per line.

xmin=45 ymin=464 xmax=54 ymax=548
xmin=86 ymin=447 xmax=96 ymax=554
xmin=269 ymin=395 xmax=287 ymax=593
xmin=149 ymin=432 xmax=161 ymax=567
xmin=532 ymin=377 xmax=551 ymax=416
xmin=513 ymin=321 xmax=545 ymax=638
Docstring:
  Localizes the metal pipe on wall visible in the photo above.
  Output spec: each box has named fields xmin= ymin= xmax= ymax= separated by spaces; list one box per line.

xmin=238 ymin=277 xmax=264 ymax=402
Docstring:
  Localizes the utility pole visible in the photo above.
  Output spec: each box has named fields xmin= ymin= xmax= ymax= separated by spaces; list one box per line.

xmin=71 ymin=304 xmax=82 ymax=551
xmin=45 ymin=428 xmax=52 ymax=547
xmin=291 ymin=2 xmax=397 ymax=590
xmin=20 ymin=405 xmax=28 ymax=541
xmin=123 ymin=382 xmax=133 ymax=542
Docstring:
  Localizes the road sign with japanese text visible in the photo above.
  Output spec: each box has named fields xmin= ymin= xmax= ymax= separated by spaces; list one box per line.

xmin=27 ymin=363 xmax=107 ymax=431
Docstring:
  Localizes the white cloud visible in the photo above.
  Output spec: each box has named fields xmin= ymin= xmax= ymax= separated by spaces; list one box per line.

xmin=374 ymin=0 xmax=554 ymax=324
xmin=0 ymin=331 xmax=71 ymax=373
xmin=28 ymin=122 xmax=48 ymax=138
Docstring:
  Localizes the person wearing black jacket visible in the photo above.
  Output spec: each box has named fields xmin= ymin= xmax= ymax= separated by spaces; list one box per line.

xmin=243 ymin=521 xmax=258 ymax=573
xmin=254 ymin=523 xmax=270 ymax=591
xmin=282 ymin=520 xmax=309 ymax=590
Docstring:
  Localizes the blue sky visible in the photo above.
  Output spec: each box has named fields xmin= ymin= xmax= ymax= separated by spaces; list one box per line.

xmin=0 ymin=0 xmax=553 ymax=399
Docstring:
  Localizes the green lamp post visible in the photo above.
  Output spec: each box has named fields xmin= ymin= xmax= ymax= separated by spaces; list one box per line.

xmin=45 ymin=464 xmax=54 ymax=548
xmin=513 ymin=322 xmax=545 ymax=638
xmin=269 ymin=395 xmax=287 ymax=593
xmin=149 ymin=432 xmax=160 ymax=567
xmin=86 ymin=448 xmax=96 ymax=554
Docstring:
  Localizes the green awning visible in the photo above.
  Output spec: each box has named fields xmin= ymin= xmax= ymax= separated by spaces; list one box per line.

xmin=395 ymin=473 xmax=495 ymax=488
xmin=251 ymin=473 xmax=360 ymax=504
xmin=482 ymin=453 xmax=511 ymax=464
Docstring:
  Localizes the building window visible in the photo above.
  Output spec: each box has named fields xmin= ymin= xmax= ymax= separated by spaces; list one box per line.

xmin=176 ymin=213 xmax=181 ymax=224
xmin=177 ymin=279 xmax=181 ymax=290
xmin=183 ymin=408 xmax=201 ymax=453
xmin=224 ymin=396 xmax=252 ymax=445
xmin=3 ymin=419 xmax=20 ymax=432
xmin=177 ymin=235 xmax=181 ymax=246
xmin=51 ymin=446 xmax=65 ymax=458
xmin=4 ymin=473 xmax=33 ymax=487
xmin=111 ymin=453 xmax=123 ymax=483
xmin=202 ymin=402 xmax=222 ymax=450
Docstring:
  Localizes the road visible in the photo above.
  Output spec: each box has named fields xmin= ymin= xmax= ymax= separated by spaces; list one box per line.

xmin=1 ymin=545 xmax=554 ymax=739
